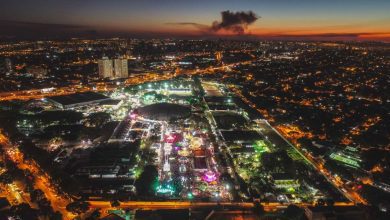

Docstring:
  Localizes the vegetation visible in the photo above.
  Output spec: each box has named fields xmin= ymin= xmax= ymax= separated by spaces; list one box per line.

xmin=135 ymin=165 xmax=158 ymax=197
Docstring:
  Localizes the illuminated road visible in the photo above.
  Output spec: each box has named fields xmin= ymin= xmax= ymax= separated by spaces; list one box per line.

xmin=0 ymin=59 xmax=365 ymax=218
xmin=0 ymin=61 xmax=249 ymax=102
xmin=229 ymin=84 xmax=367 ymax=205
xmin=255 ymin=120 xmax=366 ymax=205
xmin=0 ymin=131 xmax=75 ymax=220
xmin=1 ymin=130 xmax=356 ymax=219
xmin=89 ymin=200 xmax=354 ymax=213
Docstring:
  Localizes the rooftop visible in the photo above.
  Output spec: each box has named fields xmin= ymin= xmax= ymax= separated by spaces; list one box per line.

xmin=136 ymin=102 xmax=190 ymax=121
xmin=48 ymin=91 xmax=110 ymax=106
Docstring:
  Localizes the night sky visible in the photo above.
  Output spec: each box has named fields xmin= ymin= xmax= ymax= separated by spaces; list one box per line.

xmin=1 ymin=0 xmax=389 ymax=41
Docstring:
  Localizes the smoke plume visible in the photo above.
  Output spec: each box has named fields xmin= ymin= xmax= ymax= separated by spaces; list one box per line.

xmin=166 ymin=10 xmax=259 ymax=35
xmin=211 ymin=10 xmax=259 ymax=34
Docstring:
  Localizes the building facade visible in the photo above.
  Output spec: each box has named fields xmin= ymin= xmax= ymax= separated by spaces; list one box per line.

xmin=99 ymin=57 xmax=128 ymax=79
xmin=98 ymin=57 xmax=113 ymax=78
xmin=114 ymin=58 xmax=128 ymax=78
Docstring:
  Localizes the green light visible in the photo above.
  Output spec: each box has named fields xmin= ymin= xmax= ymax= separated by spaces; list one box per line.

xmin=156 ymin=184 xmax=175 ymax=194
xmin=253 ymin=140 xmax=269 ymax=153
xmin=187 ymin=192 xmax=193 ymax=199
xmin=287 ymin=187 xmax=295 ymax=193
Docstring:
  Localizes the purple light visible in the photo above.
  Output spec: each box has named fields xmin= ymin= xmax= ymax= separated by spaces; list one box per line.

xmin=203 ymin=171 xmax=217 ymax=183
xmin=130 ymin=113 xmax=137 ymax=119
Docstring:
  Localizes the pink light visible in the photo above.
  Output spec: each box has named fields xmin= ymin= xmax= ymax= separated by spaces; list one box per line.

xmin=166 ymin=135 xmax=174 ymax=143
xmin=130 ymin=113 xmax=137 ymax=119
xmin=203 ymin=171 xmax=217 ymax=183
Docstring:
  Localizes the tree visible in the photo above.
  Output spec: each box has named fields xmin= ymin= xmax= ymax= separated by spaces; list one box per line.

xmin=85 ymin=112 xmax=111 ymax=128
xmin=66 ymin=201 xmax=90 ymax=215
xmin=359 ymin=184 xmax=390 ymax=205
xmin=253 ymin=201 xmax=265 ymax=217
xmin=135 ymin=165 xmax=158 ymax=197
xmin=37 ymin=198 xmax=54 ymax=216
xmin=316 ymin=199 xmax=326 ymax=206
xmin=50 ymin=211 xmax=63 ymax=220
xmin=30 ymin=189 xmax=45 ymax=203
xmin=86 ymin=209 xmax=101 ymax=220
xmin=283 ymin=204 xmax=305 ymax=220
xmin=0 ymin=172 xmax=13 ymax=184
xmin=110 ymin=200 xmax=120 ymax=207
xmin=325 ymin=198 xmax=335 ymax=207
xmin=9 ymin=203 xmax=39 ymax=220
xmin=141 ymin=148 xmax=157 ymax=164
xmin=261 ymin=150 xmax=295 ymax=174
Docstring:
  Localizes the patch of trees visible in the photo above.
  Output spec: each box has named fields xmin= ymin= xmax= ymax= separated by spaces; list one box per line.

xmin=135 ymin=165 xmax=158 ymax=197
xmin=360 ymin=184 xmax=390 ymax=206
xmin=35 ymin=110 xmax=83 ymax=125
xmin=8 ymin=203 xmax=39 ymax=220
xmin=283 ymin=204 xmax=305 ymax=220
xmin=261 ymin=150 xmax=295 ymax=175
xmin=84 ymin=112 xmax=111 ymax=128
xmin=18 ymin=139 xmax=81 ymax=195
xmin=30 ymin=189 xmax=61 ymax=218
xmin=324 ymin=159 xmax=354 ymax=181
xmin=86 ymin=209 xmax=101 ymax=220
xmin=66 ymin=201 xmax=90 ymax=215
xmin=361 ymin=148 xmax=389 ymax=171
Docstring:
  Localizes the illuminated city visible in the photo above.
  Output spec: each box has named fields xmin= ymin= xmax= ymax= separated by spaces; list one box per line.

xmin=0 ymin=1 xmax=389 ymax=220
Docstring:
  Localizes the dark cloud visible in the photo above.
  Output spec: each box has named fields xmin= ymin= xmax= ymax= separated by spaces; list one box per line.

xmin=211 ymin=10 xmax=259 ymax=34
xmin=166 ymin=10 xmax=259 ymax=35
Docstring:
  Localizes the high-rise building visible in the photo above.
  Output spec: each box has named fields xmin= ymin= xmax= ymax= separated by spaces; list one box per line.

xmin=5 ymin=58 xmax=13 ymax=73
xmin=113 ymin=58 xmax=128 ymax=78
xmin=98 ymin=57 xmax=113 ymax=79
xmin=215 ymin=51 xmax=223 ymax=62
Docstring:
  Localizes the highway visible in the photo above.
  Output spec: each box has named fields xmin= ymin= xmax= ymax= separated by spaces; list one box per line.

xmin=88 ymin=200 xmax=354 ymax=214
xmin=0 ymin=61 xmax=250 ymax=102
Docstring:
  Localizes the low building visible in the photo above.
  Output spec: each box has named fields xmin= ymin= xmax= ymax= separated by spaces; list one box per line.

xmin=136 ymin=102 xmax=191 ymax=121
xmin=76 ymin=164 xmax=121 ymax=179
xmin=272 ymin=173 xmax=300 ymax=189
xmin=100 ymin=99 xmax=123 ymax=110
xmin=329 ymin=146 xmax=362 ymax=169
xmin=47 ymin=92 xmax=111 ymax=109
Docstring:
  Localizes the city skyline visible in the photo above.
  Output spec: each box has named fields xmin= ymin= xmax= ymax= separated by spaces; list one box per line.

xmin=0 ymin=2 xmax=389 ymax=219
xmin=0 ymin=0 xmax=390 ymax=41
